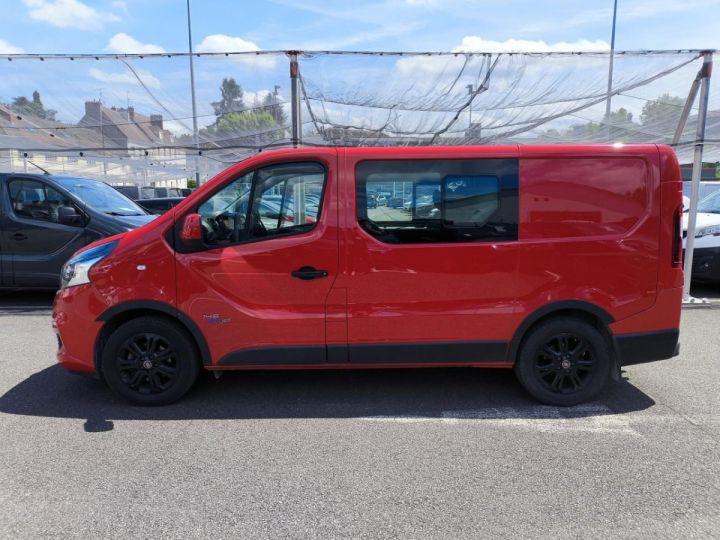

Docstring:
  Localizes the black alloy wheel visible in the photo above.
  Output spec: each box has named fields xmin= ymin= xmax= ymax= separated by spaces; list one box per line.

xmin=117 ymin=333 xmax=178 ymax=395
xmin=533 ymin=333 xmax=596 ymax=394
xmin=515 ymin=317 xmax=611 ymax=406
xmin=102 ymin=317 xmax=200 ymax=406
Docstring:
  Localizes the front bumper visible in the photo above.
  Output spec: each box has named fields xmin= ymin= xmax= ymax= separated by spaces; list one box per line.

xmin=615 ymin=329 xmax=680 ymax=366
xmin=52 ymin=285 xmax=104 ymax=375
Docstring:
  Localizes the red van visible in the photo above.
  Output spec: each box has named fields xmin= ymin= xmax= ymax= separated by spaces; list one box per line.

xmin=52 ymin=145 xmax=683 ymax=406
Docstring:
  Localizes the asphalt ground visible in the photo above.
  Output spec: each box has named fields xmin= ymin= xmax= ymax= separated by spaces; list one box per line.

xmin=1 ymin=289 xmax=719 ymax=539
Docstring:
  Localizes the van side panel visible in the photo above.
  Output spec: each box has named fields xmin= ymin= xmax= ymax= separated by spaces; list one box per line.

xmin=516 ymin=150 xmax=660 ymax=324
xmin=610 ymin=145 xmax=683 ymax=335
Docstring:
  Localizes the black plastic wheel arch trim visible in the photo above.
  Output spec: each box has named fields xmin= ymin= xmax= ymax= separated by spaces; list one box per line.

xmin=507 ymin=300 xmax=615 ymax=363
xmin=95 ymin=300 xmax=212 ymax=366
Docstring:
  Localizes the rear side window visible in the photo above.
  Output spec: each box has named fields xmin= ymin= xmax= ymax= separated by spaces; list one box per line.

xmin=356 ymin=159 xmax=518 ymax=243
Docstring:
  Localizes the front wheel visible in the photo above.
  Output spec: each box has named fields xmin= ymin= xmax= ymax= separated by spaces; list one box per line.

xmin=514 ymin=317 xmax=611 ymax=406
xmin=101 ymin=316 xmax=200 ymax=406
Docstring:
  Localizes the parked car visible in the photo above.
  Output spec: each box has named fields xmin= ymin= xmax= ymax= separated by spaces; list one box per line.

xmin=54 ymin=145 xmax=682 ymax=407
xmin=386 ymin=197 xmax=405 ymax=208
xmin=112 ymin=185 xmax=156 ymax=200
xmin=154 ymin=187 xmax=184 ymax=198
xmin=683 ymin=189 xmax=720 ymax=283
xmin=682 ymin=180 xmax=720 ymax=204
xmin=375 ymin=194 xmax=387 ymax=206
xmin=137 ymin=197 xmax=186 ymax=215
xmin=180 ymin=188 xmax=194 ymax=197
xmin=0 ymin=173 xmax=154 ymax=288
xmin=367 ymin=194 xmax=378 ymax=209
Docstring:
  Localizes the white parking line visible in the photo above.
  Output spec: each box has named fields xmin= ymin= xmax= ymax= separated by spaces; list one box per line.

xmin=360 ymin=404 xmax=639 ymax=435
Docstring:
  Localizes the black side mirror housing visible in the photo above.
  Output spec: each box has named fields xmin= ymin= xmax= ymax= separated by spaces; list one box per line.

xmin=58 ymin=206 xmax=83 ymax=226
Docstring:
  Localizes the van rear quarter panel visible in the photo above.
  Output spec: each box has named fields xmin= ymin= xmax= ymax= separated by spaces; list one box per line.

xmin=517 ymin=146 xmax=661 ymax=323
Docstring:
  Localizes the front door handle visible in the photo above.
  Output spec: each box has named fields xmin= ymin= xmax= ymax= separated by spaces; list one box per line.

xmin=11 ymin=233 xmax=27 ymax=241
xmin=291 ymin=266 xmax=328 ymax=280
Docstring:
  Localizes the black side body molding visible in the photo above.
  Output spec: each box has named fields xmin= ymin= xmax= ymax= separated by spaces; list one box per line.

xmin=219 ymin=345 xmax=327 ymax=366
xmin=507 ymin=300 xmax=615 ymax=363
xmin=346 ymin=341 xmax=508 ymax=364
xmin=96 ymin=300 xmax=212 ymax=366
xmin=219 ymin=341 xmax=509 ymax=367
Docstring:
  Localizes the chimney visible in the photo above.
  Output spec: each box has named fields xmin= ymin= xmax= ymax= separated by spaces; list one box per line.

xmin=128 ymin=106 xmax=135 ymax=121
xmin=150 ymin=114 xmax=163 ymax=130
xmin=85 ymin=100 xmax=102 ymax=121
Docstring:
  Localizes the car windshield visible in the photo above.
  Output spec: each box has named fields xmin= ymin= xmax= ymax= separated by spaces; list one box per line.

xmin=698 ymin=190 xmax=720 ymax=214
xmin=54 ymin=177 xmax=147 ymax=216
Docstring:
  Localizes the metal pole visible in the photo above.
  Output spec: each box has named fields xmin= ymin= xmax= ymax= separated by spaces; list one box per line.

xmin=605 ymin=0 xmax=618 ymax=142
xmin=99 ymin=92 xmax=107 ymax=180
xmin=672 ymin=71 xmax=702 ymax=146
xmin=467 ymin=84 xmax=473 ymax=132
xmin=290 ymin=52 xmax=301 ymax=147
xmin=683 ymin=51 xmax=713 ymax=301
xmin=186 ymin=0 xmax=201 ymax=185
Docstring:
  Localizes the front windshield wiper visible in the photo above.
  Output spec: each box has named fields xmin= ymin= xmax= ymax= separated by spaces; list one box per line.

xmin=105 ymin=211 xmax=145 ymax=216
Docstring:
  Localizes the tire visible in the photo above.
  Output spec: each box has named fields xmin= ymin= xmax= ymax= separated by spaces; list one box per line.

xmin=514 ymin=317 xmax=611 ymax=406
xmin=101 ymin=316 xmax=200 ymax=406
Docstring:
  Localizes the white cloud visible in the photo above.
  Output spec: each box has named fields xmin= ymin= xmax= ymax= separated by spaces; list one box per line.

xmin=111 ymin=0 xmax=128 ymax=13
xmin=106 ymin=33 xmax=165 ymax=54
xmin=196 ymin=34 xmax=277 ymax=70
xmin=453 ymin=36 xmax=610 ymax=53
xmin=23 ymin=0 xmax=121 ymax=30
xmin=0 ymin=39 xmax=24 ymax=54
xmin=89 ymin=67 xmax=161 ymax=89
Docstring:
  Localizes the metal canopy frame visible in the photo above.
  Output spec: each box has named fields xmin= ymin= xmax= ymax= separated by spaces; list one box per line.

xmin=673 ymin=51 xmax=714 ymax=302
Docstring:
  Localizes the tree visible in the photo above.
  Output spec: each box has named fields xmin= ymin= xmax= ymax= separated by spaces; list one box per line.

xmin=202 ymin=110 xmax=283 ymax=145
xmin=562 ymin=107 xmax=640 ymax=143
xmin=262 ymin=89 xmax=287 ymax=127
xmin=12 ymin=90 xmax=57 ymax=121
xmin=211 ymin=78 xmax=245 ymax=116
xmin=640 ymin=94 xmax=684 ymax=130
xmin=198 ymin=79 xmax=286 ymax=147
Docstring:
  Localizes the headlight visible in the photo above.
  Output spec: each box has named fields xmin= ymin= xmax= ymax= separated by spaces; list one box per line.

xmin=60 ymin=240 xmax=118 ymax=289
xmin=695 ymin=225 xmax=720 ymax=238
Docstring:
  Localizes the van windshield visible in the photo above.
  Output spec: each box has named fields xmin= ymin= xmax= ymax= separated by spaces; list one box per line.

xmin=698 ymin=190 xmax=720 ymax=214
xmin=54 ymin=177 xmax=148 ymax=216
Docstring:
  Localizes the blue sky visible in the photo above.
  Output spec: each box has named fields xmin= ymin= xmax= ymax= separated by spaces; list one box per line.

xmin=0 ymin=0 xmax=717 ymax=55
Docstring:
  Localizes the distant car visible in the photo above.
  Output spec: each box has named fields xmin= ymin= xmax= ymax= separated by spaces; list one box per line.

xmin=682 ymin=180 xmax=720 ymax=204
xmin=180 ymin=188 xmax=194 ymax=197
xmin=375 ymin=195 xmax=387 ymax=206
xmin=387 ymin=197 xmax=404 ymax=208
xmin=154 ymin=187 xmax=184 ymax=198
xmin=367 ymin=194 xmax=378 ymax=209
xmin=137 ymin=197 xmax=185 ymax=215
xmin=1 ymin=173 xmax=154 ymax=288
xmin=683 ymin=189 xmax=720 ymax=283
xmin=113 ymin=185 xmax=156 ymax=200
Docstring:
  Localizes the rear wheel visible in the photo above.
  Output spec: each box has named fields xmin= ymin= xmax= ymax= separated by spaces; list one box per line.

xmin=101 ymin=316 xmax=200 ymax=406
xmin=514 ymin=317 xmax=611 ymax=406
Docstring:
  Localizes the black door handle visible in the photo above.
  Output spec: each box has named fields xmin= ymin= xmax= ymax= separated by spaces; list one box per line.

xmin=12 ymin=233 xmax=27 ymax=241
xmin=291 ymin=266 xmax=328 ymax=280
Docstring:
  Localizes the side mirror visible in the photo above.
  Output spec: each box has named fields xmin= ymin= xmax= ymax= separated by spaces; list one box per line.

xmin=58 ymin=206 xmax=83 ymax=226
xmin=180 ymin=213 xmax=202 ymax=241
